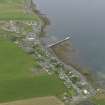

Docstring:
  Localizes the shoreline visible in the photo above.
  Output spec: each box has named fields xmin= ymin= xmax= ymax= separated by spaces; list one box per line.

xmin=30 ymin=0 xmax=96 ymax=104
xmin=30 ymin=0 xmax=105 ymax=90
xmin=31 ymin=0 xmax=95 ymax=87
xmin=31 ymin=1 xmax=101 ymax=89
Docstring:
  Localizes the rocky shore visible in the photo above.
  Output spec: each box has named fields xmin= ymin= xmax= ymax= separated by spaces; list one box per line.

xmin=30 ymin=1 xmax=96 ymax=105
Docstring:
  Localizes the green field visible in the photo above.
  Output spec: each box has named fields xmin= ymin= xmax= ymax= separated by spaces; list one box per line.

xmin=0 ymin=38 xmax=65 ymax=103
xmin=92 ymin=99 xmax=105 ymax=105
xmin=91 ymin=90 xmax=105 ymax=105
xmin=0 ymin=0 xmax=65 ymax=103
xmin=92 ymin=94 xmax=105 ymax=105
xmin=0 ymin=0 xmax=39 ymax=20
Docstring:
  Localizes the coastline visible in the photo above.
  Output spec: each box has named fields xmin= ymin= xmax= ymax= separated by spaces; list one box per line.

xmin=30 ymin=0 xmax=105 ymax=90
xmin=31 ymin=0 xmax=94 ymax=87
xmin=30 ymin=0 xmax=96 ymax=104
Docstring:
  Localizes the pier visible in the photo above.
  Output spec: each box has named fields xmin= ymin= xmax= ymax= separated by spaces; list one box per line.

xmin=48 ymin=36 xmax=71 ymax=48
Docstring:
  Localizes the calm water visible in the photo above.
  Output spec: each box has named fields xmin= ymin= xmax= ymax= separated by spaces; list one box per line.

xmin=34 ymin=0 xmax=105 ymax=78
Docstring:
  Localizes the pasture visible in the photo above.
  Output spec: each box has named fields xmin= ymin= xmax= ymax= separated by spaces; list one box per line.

xmin=0 ymin=38 xmax=64 ymax=103
xmin=0 ymin=0 xmax=39 ymax=20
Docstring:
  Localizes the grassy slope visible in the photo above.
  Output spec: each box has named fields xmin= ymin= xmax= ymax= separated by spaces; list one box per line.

xmin=92 ymin=92 xmax=105 ymax=105
xmin=0 ymin=38 xmax=64 ymax=103
xmin=0 ymin=0 xmax=65 ymax=103
xmin=0 ymin=38 xmax=35 ymax=80
xmin=92 ymin=99 xmax=105 ymax=105
xmin=0 ymin=0 xmax=39 ymax=20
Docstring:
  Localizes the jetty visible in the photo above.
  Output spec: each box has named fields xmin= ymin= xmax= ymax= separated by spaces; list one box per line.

xmin=48 ymin=36 xmax=71 ymax=48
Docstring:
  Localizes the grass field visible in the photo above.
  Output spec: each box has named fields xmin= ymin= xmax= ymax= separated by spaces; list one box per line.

xmin=0 ymin=96 xmax=64 ymax=105
xmin=92 ymin=99 xmax=105 ymax=105
xmin=92 ymin=92 xmax=105 ymax=105
xmin=0 ymin=0 xmax=65 ymax=104
xmin=0 ymin=0 xmax=39 ymax=20
xmin=0 ymin=38 xmax=65 ymax=103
